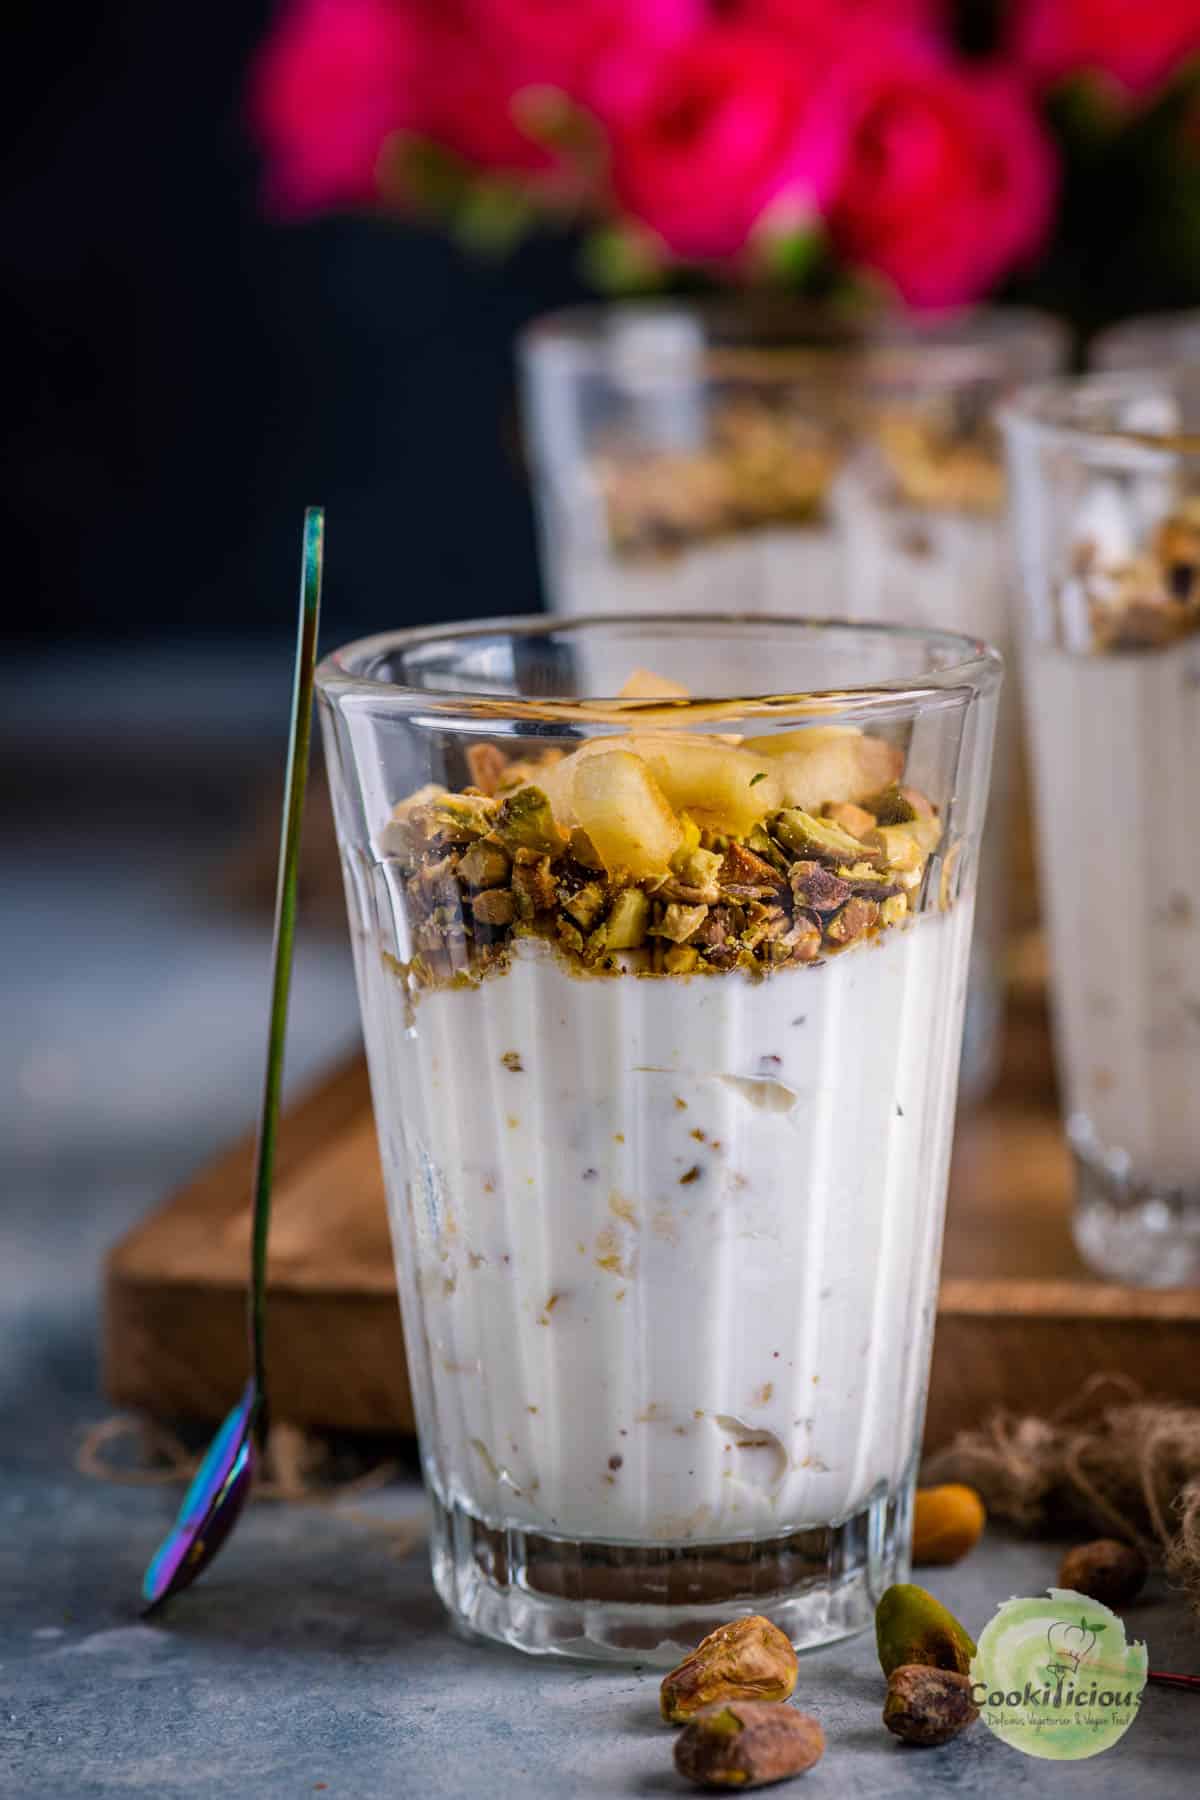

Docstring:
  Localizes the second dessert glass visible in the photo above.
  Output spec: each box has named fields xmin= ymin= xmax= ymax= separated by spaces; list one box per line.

xmin=1091 ymin=309 xmax=1200 ymax=372
xmin=520 ymin=303 xmax=1064 ymax=1102
xmin=1003 ymin=371 xmax=1200 ymax=1286
xmin=318 ymin=617 xmax=999 ymax=1660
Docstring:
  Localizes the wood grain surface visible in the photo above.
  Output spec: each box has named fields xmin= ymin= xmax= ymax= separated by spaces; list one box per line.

xmin=104 ymin=953 xmax=1200 ymax=1450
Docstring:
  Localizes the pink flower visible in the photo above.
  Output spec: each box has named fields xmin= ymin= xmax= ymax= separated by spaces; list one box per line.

xmin=409 ymin=1 xmax=702 ymax=180
xmin=463 ymin=0 xmax=703 ymax=115
xmin=251 ymin=0 xmax=421 ymax=212
xmin=603 ymin=25 xmax=848 ymax=264
xmin=830 ymin=42 xmax=1058 ymax=308
xmin=732 ymin=0 xmax=948 ymax=42
xmin=416 ymin=25 xmax=561 ymax=177
xmin=1009 ymin=0 xmax=1200 ymax=100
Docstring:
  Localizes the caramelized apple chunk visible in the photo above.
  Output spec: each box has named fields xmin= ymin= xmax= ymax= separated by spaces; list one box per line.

xmin=571 ymin=749 xmax=683 ymax=878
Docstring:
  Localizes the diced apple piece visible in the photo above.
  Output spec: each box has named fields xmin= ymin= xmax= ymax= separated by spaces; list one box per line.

xmin=743 ymin=727 xmax=903 ymax=812
xmin=537 ymin=736 xmax=635 ymax=829
xmin=869 ymin=823 xmax=924 ymax=874
xmin=869 ymin=817 xmax=942 ymax=871
xmin=823 ymin=801 xmax=877 ymax=839
xmin=571 ymin=749 xmax=683 ymax=877
xmin=619 ymin=667 xmax=690 ymax=700
xmin=741 ymin=726 xmax=860 ymax=759
xmin=636 ymin=740 xmax=782 ymax=836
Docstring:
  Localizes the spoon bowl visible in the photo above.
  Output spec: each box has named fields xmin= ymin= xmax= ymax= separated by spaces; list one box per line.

xmin=142 ymin=1383 xmax=257 ymax=1610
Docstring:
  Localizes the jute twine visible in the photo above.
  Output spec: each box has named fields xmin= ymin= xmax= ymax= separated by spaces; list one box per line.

xmin=76 ymin=1415 xmax=425 ymax=1560
xmin=924 ymin=1375 xmax=1200 ymax=1609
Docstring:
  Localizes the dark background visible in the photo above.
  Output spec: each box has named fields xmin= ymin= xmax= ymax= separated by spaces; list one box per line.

xmin=5 ymin=4 xmax=591 ymax=651
xmin=7 ymin=4 xmax=1200 ymax=650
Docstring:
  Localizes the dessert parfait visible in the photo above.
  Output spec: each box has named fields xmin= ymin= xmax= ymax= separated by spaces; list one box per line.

xmin=520 ymin=307 xmax=848 ymax=621
xmin=521 ymin=304 xmax=1063 ymax=1101
xmin=316 ymin=618 xmax=1000 ymax=1659
xmin=1004 ymin=371 xmax=1200 ymax=1285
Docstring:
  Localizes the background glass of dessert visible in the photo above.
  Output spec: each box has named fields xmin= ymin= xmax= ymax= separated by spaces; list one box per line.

xmin=1092 ymin=308 xmax=1200 ymax=373
xmin=519 ymin=303 xmax=1064 ymax=1105
xmin=1003 ymin=370 xmax=1200 ymax=1287
xmin=317 ymin=616 xmax=1000 ymax=1661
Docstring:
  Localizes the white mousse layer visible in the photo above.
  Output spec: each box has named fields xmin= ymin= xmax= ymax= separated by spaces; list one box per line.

xmin=833 ymin=484 xmax=1016 ymax=994
xmin=1026 ymin=641 xmax=1200 ymax=1184
xmin=373 ymin=911 xmax=971 ymax=1544
xmin=544 ymin=528 xmax=845 ymax=619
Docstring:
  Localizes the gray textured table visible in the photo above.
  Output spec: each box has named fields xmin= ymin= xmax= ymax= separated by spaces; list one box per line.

xmin=2 ymin=649 xmax=1197 ymax=1797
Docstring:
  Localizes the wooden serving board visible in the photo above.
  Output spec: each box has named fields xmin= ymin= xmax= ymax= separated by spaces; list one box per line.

xmin=104 ymin=969 xmax=1200 ymax=1451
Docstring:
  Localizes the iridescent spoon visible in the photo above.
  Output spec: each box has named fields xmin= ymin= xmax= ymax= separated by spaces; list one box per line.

xmin=141 ymin=506 xmax=324 ymax=1613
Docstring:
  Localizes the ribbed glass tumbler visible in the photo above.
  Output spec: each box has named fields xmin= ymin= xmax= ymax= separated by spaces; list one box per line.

xmin=1004 ymin=371 xmax=1200 ymax=1287
xmin=317 ymin=616 xmax=999 ymax=1660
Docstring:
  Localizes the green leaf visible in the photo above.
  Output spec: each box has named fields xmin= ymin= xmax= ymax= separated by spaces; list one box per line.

xmin=578 ymin=225 xmax=666 ymax=295
xmin=1047 ymin=71 xmax=1131 ymax=151
xmin=756 ymin=226 xmax=824 ymax=287
xmin=398 ymin=136 xmax=473 ymax=212
xmin=512 ymin=84 xmax=600 ymax=155
xmin=453 ymin=181 xmax=535 ymax=258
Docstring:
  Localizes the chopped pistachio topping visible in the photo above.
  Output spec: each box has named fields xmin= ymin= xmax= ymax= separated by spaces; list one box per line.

xmin=382 ymin=726 xmax=949 ymax=993
xmin=1071 ymin=493 xmax=1200 ymax=651
xmin=873 ymin=409 xmax=1004 ymax=515
xmin=596 ymin=399 xmax=841 ymax=560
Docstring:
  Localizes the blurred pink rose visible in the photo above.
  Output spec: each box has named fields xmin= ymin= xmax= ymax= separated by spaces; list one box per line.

xmin=251 ymin=0 xmax=421 ymax=211
xmin=733 ymin=0 xmax=947 ymax=41
xmin=604 ymin=25 xmax=847 ymax=263
xmin=1010 ymin=0 xmax=1200 ymax=100
xmin=831 ymin=44 xmax=1058 ymax=308
xmin=417 ymin=29 xmax=560 ymax=176
xmin=464 ymin=0 xmax=703 ymax=114
xmin=416 ymin=1 xmax=701 ymax=178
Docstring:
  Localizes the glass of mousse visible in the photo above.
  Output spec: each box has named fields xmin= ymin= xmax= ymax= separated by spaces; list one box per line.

xmin=316 ymin=617 xmax=1000 ymax=1660
xmin=520 ymin=303 xmax=1063 ymax=1104
xmin=1003 ymin=370 xmax=1200 ymax=1286
xmin=1091 ymin=309 xmax=1200 ymax=374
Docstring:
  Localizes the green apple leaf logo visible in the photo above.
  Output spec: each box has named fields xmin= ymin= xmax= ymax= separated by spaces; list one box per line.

xmin=1046 ymin=1617 xmax=1099 ymax=1673
xmin=971 ymin=1589 xmax=1147 ymax=1761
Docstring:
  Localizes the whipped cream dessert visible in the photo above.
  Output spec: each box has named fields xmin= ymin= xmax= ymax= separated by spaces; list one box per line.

xmin=367 ymin=703 xmax=974 ymax=1547
xmin=1027 ymin=491 xmax=1200 ymax=1191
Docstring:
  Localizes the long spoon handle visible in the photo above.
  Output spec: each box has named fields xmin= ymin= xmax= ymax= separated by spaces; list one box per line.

xmin=249 ymin=506 xmax=324 ymax=1419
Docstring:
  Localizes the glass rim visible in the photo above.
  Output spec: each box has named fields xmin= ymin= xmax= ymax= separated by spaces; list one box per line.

xmin=315 ymin=613 xmax=1003 ymax=724
xmin=1092 ymin=308 xmax=1200 ymax=366
xmin=518 ymin=298 xmax=1066 ymax=389
xmin=1001 ymin=368 xmax=1200 ymax=464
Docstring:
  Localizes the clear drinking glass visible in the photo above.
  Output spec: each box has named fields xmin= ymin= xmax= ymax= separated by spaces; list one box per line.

xmin=520 ymin=303 xmax=1063 ymax=1103
xmin=1092 ymin=309 xmax=1200 ymax=372
xmin=317 ymin=616 xmax=1000 ymax=1659
xmin=1003 ymin=371 xmax=1200 ymax=1286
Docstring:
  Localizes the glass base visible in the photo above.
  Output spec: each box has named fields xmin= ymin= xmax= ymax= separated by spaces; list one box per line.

xmin=428 ymin=1476 xmax=914 ymax=1664
xmin=1072 ymin=1137 xmax=1200 ymax=1287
